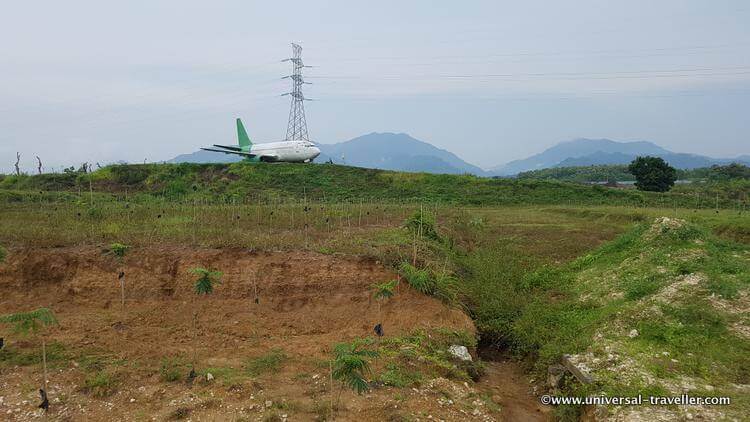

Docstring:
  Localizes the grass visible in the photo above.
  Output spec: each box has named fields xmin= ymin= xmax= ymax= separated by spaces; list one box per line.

xmin=2 ymin=162 xmax=748 ymax=209
xmin=0 ymin=341 xmax=68 ymax=368
xmin=377 ymin=329 xmax=482 ymax=383
xmin=2 ymin=163 xmax=749 ymax=419
xmin=82 ymin=370 xmax=118 ymax=397
xmin=245 ymin=348 xmax=288 ymax=377
xmin=160 ymin=357 xmax=188 ymax=382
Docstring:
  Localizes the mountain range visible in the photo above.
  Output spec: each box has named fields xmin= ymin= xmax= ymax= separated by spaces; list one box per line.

xmin=490 ymin=138 xmax=750 ymax=175
xmin=170 ymin=135 xmax=749 ymax=176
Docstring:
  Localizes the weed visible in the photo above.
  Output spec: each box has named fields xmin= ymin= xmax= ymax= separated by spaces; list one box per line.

xmin=108 ymin=242 xmax=129 ymax=259
xmin=82 ymin=370 xmax=118 ymax=397
xmin=160 ymin=357 xmax=187 ymax=382
xmin=380 ymin=363 xmax=422 ymax=387
xmin=245 ymin=349 xmax=288 ymax=376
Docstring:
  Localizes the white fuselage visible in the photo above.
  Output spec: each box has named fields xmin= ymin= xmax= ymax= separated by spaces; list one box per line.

xmin=251 ymin=140 xmax=321 ymax=162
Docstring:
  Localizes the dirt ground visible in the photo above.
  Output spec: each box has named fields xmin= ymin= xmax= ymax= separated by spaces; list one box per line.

xmin=0 ymin=246 xmax=550 ymax=421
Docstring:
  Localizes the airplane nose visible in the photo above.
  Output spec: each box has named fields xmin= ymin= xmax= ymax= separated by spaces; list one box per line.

xmin=313 ymin=147 xmax=321 ymax=157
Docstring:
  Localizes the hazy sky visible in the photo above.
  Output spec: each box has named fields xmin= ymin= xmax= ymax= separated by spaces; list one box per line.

xmin=1 ymin=0 xmax=749 ymax=172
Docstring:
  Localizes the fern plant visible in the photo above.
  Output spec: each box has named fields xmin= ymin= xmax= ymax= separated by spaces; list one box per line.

xmin=191 ymin=267 xmax=222 ymax=295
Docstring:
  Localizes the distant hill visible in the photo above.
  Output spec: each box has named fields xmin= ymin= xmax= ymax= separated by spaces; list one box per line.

xmin=316 ymin=132 xmax=484 ymax=175
xmin=168 ymin=149 xmax=242 ymax=164
xmin=491 ymin=138 xmax=749 ymax=175
xmin=170 ymin=132 xmax=485 ymax=175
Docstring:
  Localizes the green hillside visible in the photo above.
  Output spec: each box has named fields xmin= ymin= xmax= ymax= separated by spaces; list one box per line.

xmin=0 ymin=162 xmax=746 ymax=209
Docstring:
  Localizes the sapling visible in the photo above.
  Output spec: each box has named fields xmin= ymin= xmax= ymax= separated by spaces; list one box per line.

xmin=0 ymin=308 xmax=58 ymax=411
xmin=371 ymin=279 xmax=398 ymax=340
xmin=330 ymin=339 xmax=378 ymax=414
xmin=189 ymin=267 xmax=221 ymax=378
xmin=108 ymin=243 xmax=130 ymax=318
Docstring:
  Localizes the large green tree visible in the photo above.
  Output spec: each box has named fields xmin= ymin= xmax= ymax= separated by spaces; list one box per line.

xmin=628 ymin=156 xmax=677 ymax=192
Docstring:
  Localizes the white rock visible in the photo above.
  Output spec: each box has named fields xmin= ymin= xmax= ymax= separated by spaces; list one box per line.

xmin=265 ymin=400 xmax=273 ymax=408
xmin=448 ymin=345 xmax=472 ymax=362
xmin=206 ymin=373 xmax=214 ymax=382
xmin=628 ymin=329 xmax=639 ymax=338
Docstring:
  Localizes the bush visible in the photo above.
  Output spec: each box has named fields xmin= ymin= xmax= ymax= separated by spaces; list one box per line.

xmin=399 ymin=262 xmax=434 ymax=294
xmin=405 ymin=210 xmax=440 ymax=241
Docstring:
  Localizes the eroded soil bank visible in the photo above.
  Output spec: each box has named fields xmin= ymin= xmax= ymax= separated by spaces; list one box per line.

xmin=0 ymin=246 xmax=549 ymax=421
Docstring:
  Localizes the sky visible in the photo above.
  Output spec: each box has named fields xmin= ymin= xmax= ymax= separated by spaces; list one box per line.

xmin=1 ymin=0 xmax=749 ymax=172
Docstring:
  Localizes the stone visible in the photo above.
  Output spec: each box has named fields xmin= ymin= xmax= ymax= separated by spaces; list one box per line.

xmin=547 ymin=364 xmax=566 ymax=388
xmin=206 ymin=373 xmax=214 ymax=382
xmin=561 ymin=354 xmax=595 ymax=384
xmin=628 ymin=329 xmax=639 ymax=338
xmin=447 ymin=345 xmax=472 ymax=362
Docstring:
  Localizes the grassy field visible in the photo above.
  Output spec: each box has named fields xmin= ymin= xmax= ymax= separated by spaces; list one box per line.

xmin=1 ymin=163 xmax=749 ymax=420
xmin=1 ymin=162 xmax=749 ymax=209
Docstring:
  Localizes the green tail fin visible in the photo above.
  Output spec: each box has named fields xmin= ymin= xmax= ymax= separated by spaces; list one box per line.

xmin=236 ymin=118 xmax=252 ymax=150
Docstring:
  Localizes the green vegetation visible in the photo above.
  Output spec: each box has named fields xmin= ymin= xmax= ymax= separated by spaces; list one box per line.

xmin=1 ymin=162 xmax=747 ymax=208
xmin=0 ymin=308 xmax=60 ymax=406
xmin=160 ymin=357 xmax=188 ymax=382
xmin=1 ymin=163 xmax=748 ymax=419
xmin=332 ymin=339 xmax=378 ymax=395
xmin=244 ymin=349 xmax=288 ymax=377
xmin=440 ymin=216 xmax=750 ymax=419
xmin=0 ymin=244 xmax=5 ymax=262
xmin=628 ymin=156 xmax=677 ymax=192
xmin=517 ymin=164 xmax=636 ymax=183
xmin=518 ymin=162 xmax=750 ymax=183
xmin=82 ymin=370 xmax=118 ymax=397
xmin=108 ymin=242 xmax=130 ymax=259
xmin=378 ymin=329 xmax=481 ymax=383
xmin=191 ymin=267 xmax=222 ymax=295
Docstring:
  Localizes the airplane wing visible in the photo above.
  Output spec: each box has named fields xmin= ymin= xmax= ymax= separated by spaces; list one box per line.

xmin=213 ymin=144 xmax=242 ymax=151
xmin=201 ymin=147 xmax=256 ymax=158
xmin=201 ymin=147 xmax=281 ymax=162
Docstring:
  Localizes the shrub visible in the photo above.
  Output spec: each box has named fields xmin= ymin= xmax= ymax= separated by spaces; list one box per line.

xmin=405 ymin=210 xmax=440 ymax=241
xmin=398 ymin=262 xmax=434 ymax=294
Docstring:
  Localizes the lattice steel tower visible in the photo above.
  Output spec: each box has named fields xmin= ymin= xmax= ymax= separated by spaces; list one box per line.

xmin=282 ymin=43 xmax=311 ymax=142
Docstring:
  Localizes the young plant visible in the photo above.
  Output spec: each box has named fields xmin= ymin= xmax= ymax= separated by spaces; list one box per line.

xmin=371 ymin=279 xmax=398 ymax=338
xmin=108 ymin=243 xmax=130 ymax=318
xmin=331 ymin=338 xmax=378 ymax=412
xmin=0 ymin=308 xmax=58 ymax=411
xmin=189 ymin=267 xmax=222 ymax=377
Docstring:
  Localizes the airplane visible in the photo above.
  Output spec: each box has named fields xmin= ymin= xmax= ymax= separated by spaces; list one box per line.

xmin=201 ymin=118 xmax=321 ymax=163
